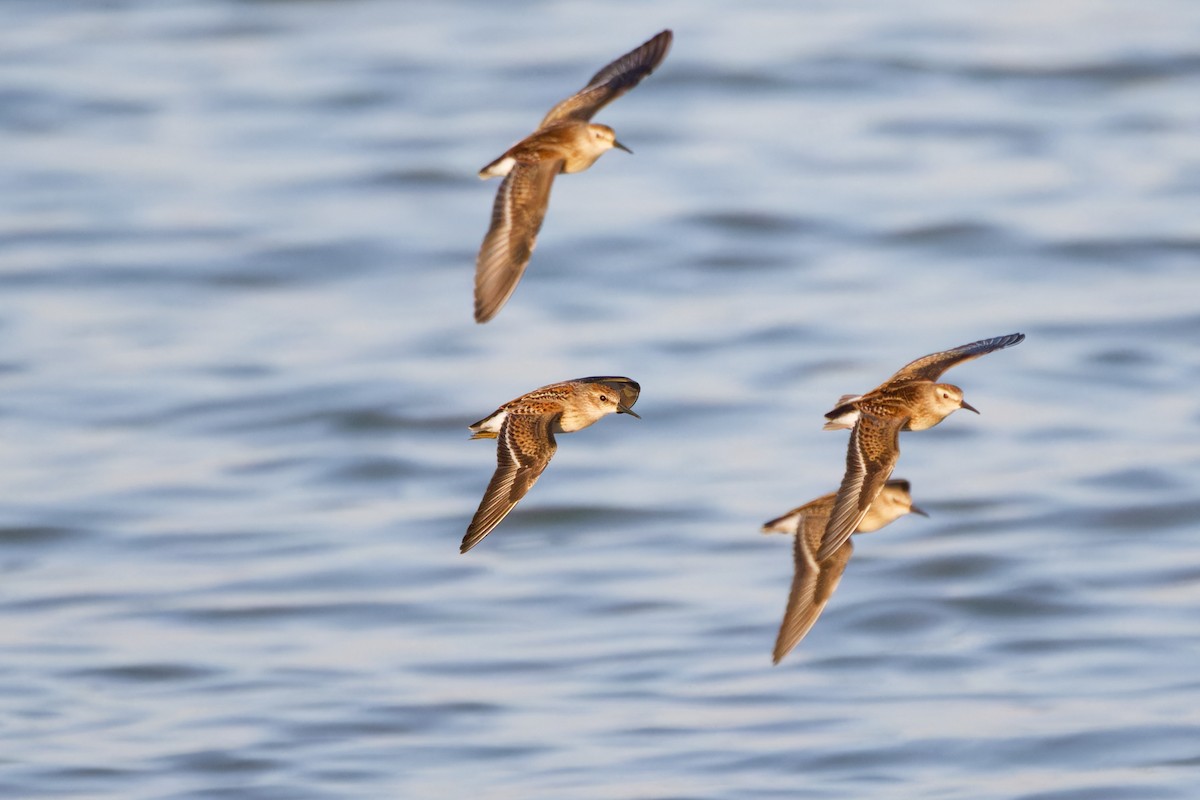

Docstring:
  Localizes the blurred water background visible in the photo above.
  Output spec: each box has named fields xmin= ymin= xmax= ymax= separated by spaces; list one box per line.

xmin=2 ymin=1 xmax=1200 ymax=798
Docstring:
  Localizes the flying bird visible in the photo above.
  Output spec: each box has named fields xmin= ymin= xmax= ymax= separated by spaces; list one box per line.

xmin=474 ymin=30 xmax=673 ymax=322
xmin=819 ymin=333 xmax=1024 ymax=562
xmin=461 ymin=376 xmax=641 ymax=552
xmin=763 ymin=479 xmax=926 ymax=662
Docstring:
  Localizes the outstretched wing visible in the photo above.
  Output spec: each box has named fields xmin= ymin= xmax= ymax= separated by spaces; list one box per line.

xmin=773 ymin=511 xmax=854 ymax=663
xmin=475 ymin=160 xmax=561 ymax=323
xmin=539 ymin=30 xmax=673 ymax=126
xmin=817 ymin=413 xmax=903 ymax=562
xmin=461 ymin=412 xmax=558 ymax=552
xmin=884 ymin=333 xmax=1025 ymax=386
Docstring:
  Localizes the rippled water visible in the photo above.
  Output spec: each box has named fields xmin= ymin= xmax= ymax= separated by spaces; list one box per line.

xmin=3 ymin=1 xmax=1200 ymax=798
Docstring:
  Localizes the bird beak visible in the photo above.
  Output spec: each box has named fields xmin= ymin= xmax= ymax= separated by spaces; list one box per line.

xmin=960 ymin=399 xmax=980 ymax=414
xmin=613 ymin=140 xmax=633 ymax=154
xmin=909 ymin=504 xmax=929 ymax=518
xmin=617 ymin=402 xmax=640 ymax=419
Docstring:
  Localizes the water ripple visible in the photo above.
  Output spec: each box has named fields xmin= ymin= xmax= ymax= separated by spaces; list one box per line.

xmin=3 ymin=3 xmax=1200 ymax=799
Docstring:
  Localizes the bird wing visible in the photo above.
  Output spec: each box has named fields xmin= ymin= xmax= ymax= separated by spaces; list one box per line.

xmin=761 ymin=491 xmax=835 ymax=535
xmin=773 ymin=512 xmax=853 ymax=664
xmin=816 ymin=413 xmax=903 ymax=562
xmin=883 ymin=333 xmax=1026 ymax=386
xmin=474 ymin=159 xmax=561 ymax=323
xmin=460 ymin=412 xmax=558 ymax=553
xmin=539 ymin=30 xmax=673 ymax=126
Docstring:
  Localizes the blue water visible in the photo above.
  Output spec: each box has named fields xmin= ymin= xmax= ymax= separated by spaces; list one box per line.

xmin=3 ymin=1 xmax=1200 ymax=798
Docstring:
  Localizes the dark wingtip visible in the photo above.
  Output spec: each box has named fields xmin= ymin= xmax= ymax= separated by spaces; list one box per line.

xmin=648 ymin=29 xmax=674 ymax=50
xmin=640 ymin=29 xmax=674 ymax=71
xmin=988 ymin=332 xmax=1025 ymax=351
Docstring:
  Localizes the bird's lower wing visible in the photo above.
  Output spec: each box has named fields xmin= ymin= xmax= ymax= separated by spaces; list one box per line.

xmin=816 ymin=414 xmax=902 ymax=562
xmin=774 ymin=515 xmax=853 ymax=663
xmin=474 ymin=160 xmax=561 ymax=323
xmin=461 ymin=414 xmax=558 ymax=553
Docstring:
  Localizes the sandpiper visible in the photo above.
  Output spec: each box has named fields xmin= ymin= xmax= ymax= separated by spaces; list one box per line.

xmin=474 ymin=29 xmax=673 ymax=323
xmin=763 ymin=479 xmax=926 ymax=663
xmin=461 ymin=376 xmax=641 ymax=553
xmin=819 ymin=333 xmax=1024 ymax=562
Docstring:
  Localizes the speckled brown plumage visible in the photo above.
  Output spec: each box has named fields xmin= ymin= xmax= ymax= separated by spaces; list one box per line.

xmin=819 ymin=334 xmax=1024 ymax=561
xmin=461 ymin=377 xmax=640 ymax=553
xmin=473 ymin=30 xmax=672 ymax=323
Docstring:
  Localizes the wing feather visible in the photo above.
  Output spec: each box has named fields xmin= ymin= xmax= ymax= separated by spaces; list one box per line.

xmin=817 ymin=414 xmax=903 ymax=562
xmin=539 ymin=30 xmax=673 ymax=126
xmin=773 ymin=510 xmax=854 ymax=663
xmin=884 ymin=333 xmax=1025 ymax=386
xmin=461 ymin=413 xmax=558 ymax=552
xmin=474 ymin=160 xmax=561 ymax=323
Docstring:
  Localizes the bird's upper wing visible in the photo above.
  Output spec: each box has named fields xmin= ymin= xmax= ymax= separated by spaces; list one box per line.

xmin=884 ymin=333 xmax=1026 ymax=386
xmin=475 ymin=159 xmax=561 ymax=323
xmin=816 ymin=413 xmax=903 ymax=562
xmin=539 ymin=30 xmax=673 ymax=126
xmin=460 ymin=412 xmax=558 ymax=553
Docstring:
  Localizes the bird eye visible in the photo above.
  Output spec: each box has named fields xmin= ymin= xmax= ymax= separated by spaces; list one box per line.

xmin=599 ymin=395 xmax=608 ymax=402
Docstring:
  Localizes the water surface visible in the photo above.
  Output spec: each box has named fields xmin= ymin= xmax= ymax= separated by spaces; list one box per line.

xmin=2 ymin=1 xmax=1200 ymax=798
